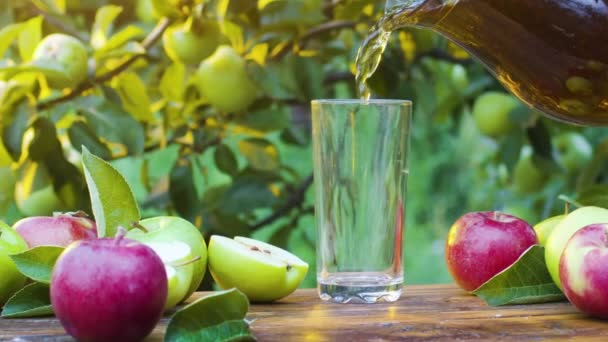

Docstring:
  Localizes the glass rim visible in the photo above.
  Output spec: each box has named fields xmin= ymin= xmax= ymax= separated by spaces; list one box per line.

xmin=311 ymin=99 xmax=412 ymax=106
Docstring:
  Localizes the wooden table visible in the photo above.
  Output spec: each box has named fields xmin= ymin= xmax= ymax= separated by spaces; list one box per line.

xmin=1 ymin=284 xmax=607 ymax=341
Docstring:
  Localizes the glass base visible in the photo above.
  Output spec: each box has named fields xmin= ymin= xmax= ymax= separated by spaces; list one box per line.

xmin=317 ymin=272 xmax=403 ymax=304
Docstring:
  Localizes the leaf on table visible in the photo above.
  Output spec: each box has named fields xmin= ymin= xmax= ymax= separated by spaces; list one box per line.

xmin=9 ymin=246 xmax=64 ymax=284
xmin=472 ymin=245 xmax=566 ymax=306
xmin=81 ymin=147 xmax=140 ymax=238
xmin=164 ymin=288 xmax=255 ymax=342
xmin=1 ymin=282 xmax=53 ymax=318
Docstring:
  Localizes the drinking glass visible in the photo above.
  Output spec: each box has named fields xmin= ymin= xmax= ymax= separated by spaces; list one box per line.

xmin=312 ymin=99 xmax=412 ymax=304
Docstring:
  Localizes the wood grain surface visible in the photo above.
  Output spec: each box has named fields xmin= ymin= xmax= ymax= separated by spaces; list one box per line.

xmin=1 ymin=284 xmax=607 ymax=341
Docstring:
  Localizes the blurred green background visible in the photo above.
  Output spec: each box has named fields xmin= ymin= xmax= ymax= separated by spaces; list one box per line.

xmin=1 ymin=0 xmax=607 ymax=289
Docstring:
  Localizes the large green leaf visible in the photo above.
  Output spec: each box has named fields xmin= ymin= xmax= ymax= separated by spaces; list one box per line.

xmin=81 ymin=147 xmax=140 ymax=237
xmin=164 ymin=288 xmax=255 ymax=342
xmin=18 ymin=16 xmax=43 ymax=62
xmin=1 ymin=282 xmax=53 ymax=318
xmin=472 ymin=245 xmax=566 ymax=306
xmin=67 ymin=121 xmax=112 ymax=160
xmin=10 ymin=246 xmax=64 ymax=284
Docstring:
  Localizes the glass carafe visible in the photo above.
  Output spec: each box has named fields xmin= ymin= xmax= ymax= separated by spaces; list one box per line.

xmin=357 ymin=0 xmax=608 ymax=125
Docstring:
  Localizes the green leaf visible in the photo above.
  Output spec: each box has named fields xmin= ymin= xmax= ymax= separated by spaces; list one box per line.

xmin=112 ymin=72 xmax=153 ymax=122
xmin=169 ymin=158 xmax=200 ymax=222
xmin=1 ymin=282 xmax=53 ymax=318
xmin=18 ymin=16 xmax=43 ymax=62
xmin=10 ymin=246 xmax=64 ymax=284
xmin=575 ymin=185 xmax=608 ymax=208
xmin=68 ymin=121 xmax=112 ymax=160
xmin=77 ymin=96 xmax=145 ymax=155
xmin=238 ymin=138 xmax=279 ymax=171
xmin=218 ymin=172 xmax=279 ymax=215
xmin=164 ymin=288 xmax=255 ymax=342
xmin=91 ymin=5 xmax=123 ymax=49
xmin=233 ymin=108 xmax=289 ymax=133
xmin=0 ymin=22 xmax=25 ymax=58
xmin=472 ymin=245 xmax=566 ymax=306
xmin=81 ymin=146 xmax=140 ymax=237
xmin=95 ymin=25 xmax=144 ymax=56
xmin=214 ymin=144 xmax=239 ymax=177
xmin=160 ymin=63 xmax=185 ymax=101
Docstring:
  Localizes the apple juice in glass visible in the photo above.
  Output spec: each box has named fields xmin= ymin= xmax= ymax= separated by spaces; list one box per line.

xmin=312 ymin=100 xmax=412 ymax=303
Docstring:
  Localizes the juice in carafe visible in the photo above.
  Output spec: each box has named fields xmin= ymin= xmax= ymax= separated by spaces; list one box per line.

xmin=356 ymin=0 xmax=608 ymax=125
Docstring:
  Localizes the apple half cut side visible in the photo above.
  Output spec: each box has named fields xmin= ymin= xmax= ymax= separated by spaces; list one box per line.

xmin=145 ymin=241 xmax=194 ymax=310
xmin=208 ymin=235 xmax=309 ymax=302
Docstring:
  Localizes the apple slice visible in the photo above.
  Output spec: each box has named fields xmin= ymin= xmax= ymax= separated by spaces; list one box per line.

xmin=145 ymin=241 xmax=194 ymax=310
xmin=208 ymin=235 xmax=308 ymax=302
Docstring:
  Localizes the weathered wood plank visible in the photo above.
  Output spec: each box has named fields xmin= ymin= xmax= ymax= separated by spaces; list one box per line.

xmin=1 ymin=284 xmax=606 ymax=341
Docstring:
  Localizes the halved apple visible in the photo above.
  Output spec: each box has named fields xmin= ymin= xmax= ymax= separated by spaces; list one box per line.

xmin=208 ymin=236 xmax=308 ymax=302
xmin=145 ymin=241 xmax=194 ymax=310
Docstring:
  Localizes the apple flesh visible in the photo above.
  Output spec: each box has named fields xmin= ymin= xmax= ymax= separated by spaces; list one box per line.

xmin=545 ymin=206 xmax=608 ymax=289
xmin=560 ymin=224 xmax=608 ymax=319
xmin=208 ymin=235 xmax=308 ymax=302
xmin=144 ymin=241 xmax=194 ymax=310
xmin=0 ymin=222 xmax=28 ymax=305
xmin=50 ymin=235 xmax=167 ymax=342
xmin=126 ymin=216 xmax=207 ymax=301
xmin=445 ymin=211 xmax=538 ymax=292
xmin=13 ymin=212 xmax=97 ymax=248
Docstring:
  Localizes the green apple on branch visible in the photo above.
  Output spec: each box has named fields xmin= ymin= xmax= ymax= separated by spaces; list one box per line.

xmin=208 ymin=235 xmax=308 ymax=302
xmin=0 ymin=221 xmax=28 ymax=305
xmin=126 ymin=216 xmax=207 ymax=304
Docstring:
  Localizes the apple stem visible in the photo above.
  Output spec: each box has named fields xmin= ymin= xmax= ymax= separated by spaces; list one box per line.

xmin=169 ymin=255 xmax=201 ymax=268
xmin=565 ymin=202 xmax=570 ymax=215
xmin=114 ymin=226 xmax=128 ymax=245
xmin=130 ymin=221 xmax=149 ymax=233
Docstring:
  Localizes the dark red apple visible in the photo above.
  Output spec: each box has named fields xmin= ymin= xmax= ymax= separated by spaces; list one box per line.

xmin=14 ymin=212 xmax=97 ymax=248
xmin=560 ymin=224 xmax=608 ymax=319
xmin=50 ymin=233 xmax=167 ymax=342
xmin=445 ymin=211 xmax=538 ymax=291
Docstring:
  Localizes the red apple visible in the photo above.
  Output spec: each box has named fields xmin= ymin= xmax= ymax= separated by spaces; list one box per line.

xmin=560 ymin=224 xmax=608 ymax=319
xmin=14 ymin=212 xmax=97 ymax=248
xmin=50 ymin=233 xmax=167 ymax=342
xmin=445 ymin=211 xmax=538 ymax=291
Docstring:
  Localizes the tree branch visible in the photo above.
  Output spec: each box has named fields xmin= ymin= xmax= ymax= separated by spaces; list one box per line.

xmin=29 ymin=6 xmax=88 ymax=42
xmin=37 ymin=17 xmax=172 ymax=111
xmin=272 ymin=20 xmax=356 ymax=60
xmin=250 ymin=174 xmax=314 ymax=230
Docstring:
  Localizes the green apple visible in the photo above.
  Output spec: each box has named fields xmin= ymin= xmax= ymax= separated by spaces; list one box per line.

xmin=15 ymin=162 xmax=65 ymax=217
xmin=163 ymin=19 xmax=221 ymax=65
xmin=533 ymin=214 xmax=565 ymax=246
xmin=208 ymin=235 xmax=308 ymax=302
xmin=513 ymin=146 xmax=548 ymax=195
xmin=126 ymin=216 xmax=206 ymax=302
xmin=554 ymin=132 xmax=592 ymax=174
xmin=195 ymin=45 xmax=258 ymax=113
xmin=0 ymin=221 xmax=28 ymax=305
xmin=144 ymin=241 xmax=194 ymax=310
xmin=472 ymin=91 xmax=519 ymax=138
xmin=545 ymin=206 xmax=608 ymax=289
xmin=31 ymin=33 xmax=88 ymax=89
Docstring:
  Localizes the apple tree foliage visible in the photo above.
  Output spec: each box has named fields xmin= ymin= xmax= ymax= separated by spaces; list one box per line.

xmin=1 ymin=0 xmax=608 ymax=285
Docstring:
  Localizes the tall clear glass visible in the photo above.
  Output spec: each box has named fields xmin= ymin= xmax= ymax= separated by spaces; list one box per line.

xmin=312 ymin=99 xmax=412 ymax=304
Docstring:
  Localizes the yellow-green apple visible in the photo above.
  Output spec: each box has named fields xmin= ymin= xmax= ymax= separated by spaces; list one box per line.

xmin=163 ymin=19 xmax=221 ymax=65
xmin=445 ymin=211 xmax=538 ymax=291
xmin=144 ymin=241 xmax=194 ymax=310
xmin=545 ymin=206 xmax=608 ymax=289
xmin=126 ymin=216 xmax=206 ymax=301
xmin=513 ymin=146 xmax=548 ymax=195
xmin=554 ymin=132 xmax=592 ymax=174
xmin=472 ymin=91 xmax=518 ymax=138
xmin=533 ymin=214 xmax=565 ymax=246
xmin=31 ymin=33 xmax=88 ymax=89
xmin=50 ymin=234 xmax=167 ymax=342
xmin=13 ymin=212 xmax=96 ymax=248
xmin=560 ymin=224 xmax=608 ymax=318
xmin=195 ymin=45 xmax=258 ymax=113
xmin=208 ymin=235 xmax=308 ymax=302
xmin=0 ymin=222 xmax=28 ymax=305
